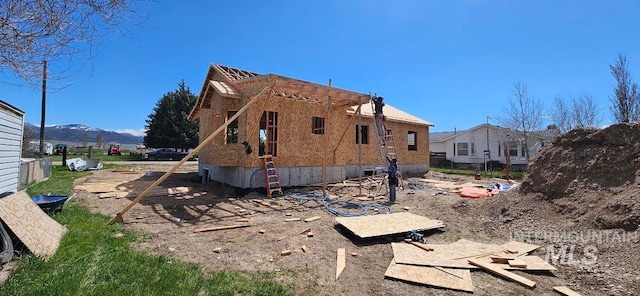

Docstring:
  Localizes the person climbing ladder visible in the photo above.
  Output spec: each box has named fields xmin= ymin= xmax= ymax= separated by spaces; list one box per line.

xmin=372 ymin=95 xmax=386 ymax=142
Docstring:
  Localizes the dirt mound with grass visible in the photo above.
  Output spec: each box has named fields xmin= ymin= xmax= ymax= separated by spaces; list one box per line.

xmin=518 ymin=123 xmax=640 ymax=230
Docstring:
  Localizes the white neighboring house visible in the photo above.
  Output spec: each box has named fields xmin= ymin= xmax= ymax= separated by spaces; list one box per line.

xmin=0 ymin=100 xmax=24 ymax=195
xmin=429 ymin=123 xmax=558 ymax=170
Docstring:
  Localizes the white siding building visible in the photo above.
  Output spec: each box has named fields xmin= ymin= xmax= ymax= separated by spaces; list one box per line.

xmin=0 ymin=100 xmax=25 ymax=195
xmin=430 ymin=124 xmax=557 ymax=170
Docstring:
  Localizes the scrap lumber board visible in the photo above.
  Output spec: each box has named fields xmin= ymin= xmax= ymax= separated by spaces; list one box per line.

xmin=98 ymin=192 xmax=128 ymax=199
xmin=336 ymin=248 xmax=346 ymax=279
xmin=391 ymin=242 xmax=479 ymax=269
xmin=504 ymin=256 xmax=556 ymax=271
xmin=335 ymin=212 xmax=444 ymax=238
xmin=553 ymin=286 xmax=582 ymax=296
xmin=304 ymin=216 xmax=321 ymax=222
xmin=475 ymin=255 xmax=557 ymax=271
xmin=0 ymin=191 xmax=67 ymax=259
xmin=193 ymin=224 xmax=249 ymax=233
xmin=468 ymin=258 xmax=537 ymax=289
xmin=384 ymin=260 xmax=474 ymax=292
xmin=508 ymin=258 xmax=528 ymax=268
xmin=501 ymin=241 xmax=541 ymax=256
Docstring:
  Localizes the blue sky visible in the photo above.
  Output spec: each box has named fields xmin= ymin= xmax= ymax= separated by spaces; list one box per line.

xmin=1 ymin=0 xmax=639 ymax=135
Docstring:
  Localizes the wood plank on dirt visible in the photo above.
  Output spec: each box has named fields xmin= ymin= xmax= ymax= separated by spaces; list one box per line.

xmin=384 ymin=260 xmax=474 ymax=292
xmin=508 ymin=258 xmax=528 ymax=268
xmin=336 ymin=248 xmax=346 ymax=279
xmin=553 ymin=286 xmax=582 ymax=296
xmin=468 ymin=258 xmax=537 ymax=289
xmin=335 ymin=212 xmax=444 ymax=239
xmin=0 ymin=191 xmax=67 ymax=259
xmin=193 ymin=224 xmax=249 ymax=233
xmin=304 ymin=216 xmax=321 ymax=222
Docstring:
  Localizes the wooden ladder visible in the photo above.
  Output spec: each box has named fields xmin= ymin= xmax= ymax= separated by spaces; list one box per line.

xmin=260 ymin=155 xmax=283 ymax=198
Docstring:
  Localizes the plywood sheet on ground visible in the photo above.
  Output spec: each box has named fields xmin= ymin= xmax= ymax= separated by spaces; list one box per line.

xmin=75 ymin=182 xmax=123 ymax=193
xmin=384 ymin=260 xmax=473 ymax=292
xmin=0 ymin=191 xmax=67 ymax=259
xmin=391 ymin=239 xmax=553 ymax=271
xmin=335 ymin=212 xmax=444 ymax=238
xmin=391 ymin=242 xmax=479 ymax=269
xmin=500 ymin=240 xmax=540 ymax=256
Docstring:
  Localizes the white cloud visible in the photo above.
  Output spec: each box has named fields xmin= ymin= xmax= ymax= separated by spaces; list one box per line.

xmin=112 ymin=128 xmax=146 ymax=137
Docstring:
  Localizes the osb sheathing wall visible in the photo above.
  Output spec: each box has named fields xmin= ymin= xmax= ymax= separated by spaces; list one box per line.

xmin=197 ymin=80 xmax=271 ymax=167
xmin=195 ymin=77 xmax=430 ymax=169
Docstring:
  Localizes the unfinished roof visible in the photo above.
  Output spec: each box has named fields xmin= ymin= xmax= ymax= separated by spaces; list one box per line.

xmin=190 ymin=64 xmax=370 ymax=120
xmin=347 ymin=101 xmax=433 ymax=127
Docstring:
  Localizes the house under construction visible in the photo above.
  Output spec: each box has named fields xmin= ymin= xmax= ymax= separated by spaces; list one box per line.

xmin=188 ymin=64 xmax=434 ymax=189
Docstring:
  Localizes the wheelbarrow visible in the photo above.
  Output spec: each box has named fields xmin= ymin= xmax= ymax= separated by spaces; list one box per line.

xmin=32 ymin=195 xmax=69 ymax=213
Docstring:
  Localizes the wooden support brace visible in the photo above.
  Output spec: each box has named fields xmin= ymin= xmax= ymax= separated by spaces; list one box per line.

xmin=107 ymin=85 xmax=271 ymax=225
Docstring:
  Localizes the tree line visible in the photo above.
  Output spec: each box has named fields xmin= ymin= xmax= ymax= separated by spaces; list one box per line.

xmin=499 ymin=53 xmax=640 ymax=161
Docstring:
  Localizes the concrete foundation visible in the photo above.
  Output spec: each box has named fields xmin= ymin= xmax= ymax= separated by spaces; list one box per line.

xmin=198 ymin=163 xmax=429 ymax=189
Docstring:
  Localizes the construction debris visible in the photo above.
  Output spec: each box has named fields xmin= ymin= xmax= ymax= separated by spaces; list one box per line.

xmin=384 ymin=260 xmax=474 ymax=293
xmin=553 ymin=286 xmax=582 ymax=296
xmin=299 ymin=228 xmax=311 ymax=234
xmin=284 ymin=218 xmax=301 ymax=222
xmin=336 ymin=248 xmax=345 ymax=279
xmin=193 ymin=224 xmax=249 ymax=233
xmin=0 ymin=191 xmax=67 ymax=260
xmin=303 ymin=216 xmax=321 ymax=222
xmin=335 ymin=212 xmax=444 ymax=239
xmin=468 ymin=258 xmax=537 ymax=289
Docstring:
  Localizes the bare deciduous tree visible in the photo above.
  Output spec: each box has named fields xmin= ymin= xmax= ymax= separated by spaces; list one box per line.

xmin=0 ymin=0 xmax=144 ymax=86
xmin=609 ymin=53 xmax=640 ymax=123
xmin=498 ymin=81 xmax=544 ymax=161
xmin=550 ymin=94 xmax=601 ymax=133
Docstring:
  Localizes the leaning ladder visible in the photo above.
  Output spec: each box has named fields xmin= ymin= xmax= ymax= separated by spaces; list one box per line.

xmin=260 ymin=155 xmax=284 ymax=198
xmin=370 ymin=97 xmax=404 ymax=189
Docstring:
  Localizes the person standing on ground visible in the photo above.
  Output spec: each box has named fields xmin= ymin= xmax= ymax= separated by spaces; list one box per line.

xmin=372 ymin=96 xmax=386 ymax=142
xmin=386 ymin=156 xmax=398 ymax=203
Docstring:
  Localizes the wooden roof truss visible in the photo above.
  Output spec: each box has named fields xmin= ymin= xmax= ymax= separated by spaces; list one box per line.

xmin=213 ymin=64 xmax=259 ymax=82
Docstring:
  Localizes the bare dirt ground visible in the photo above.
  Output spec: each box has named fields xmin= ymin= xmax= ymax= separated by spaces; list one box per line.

xmin=72 ymin=170 xmax=637 ymax=296
xmin=74 ymin=124 xmax=640 ymax=296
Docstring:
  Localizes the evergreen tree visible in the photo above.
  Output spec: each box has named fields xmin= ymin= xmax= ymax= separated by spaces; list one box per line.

xmin=144 ymin=81 xmax=199 ymax=150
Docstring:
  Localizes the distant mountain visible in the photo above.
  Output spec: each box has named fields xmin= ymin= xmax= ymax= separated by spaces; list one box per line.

xmin=26 ymin=123 xmax=144 ymax=144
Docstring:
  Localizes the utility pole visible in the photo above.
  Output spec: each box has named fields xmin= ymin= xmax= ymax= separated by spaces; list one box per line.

xmin=39 ymin=60 xmax=47 ymax=158
xmin=485 ymin=116 xmax=490 ymax=172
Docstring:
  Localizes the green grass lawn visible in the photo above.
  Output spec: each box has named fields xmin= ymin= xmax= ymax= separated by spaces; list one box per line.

xmin=429 ymin=167 xmax=525 ymax=180
xmin=1 ymin=166 xmax=290 ymax=296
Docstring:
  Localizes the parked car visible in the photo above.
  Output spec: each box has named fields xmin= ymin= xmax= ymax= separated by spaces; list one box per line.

xmin=142 ymin=148 xmax=193 ymax=161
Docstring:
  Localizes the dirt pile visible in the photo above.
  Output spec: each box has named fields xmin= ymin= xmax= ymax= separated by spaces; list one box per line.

xmin=519 ymin=123 xmax=640 ymax=230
